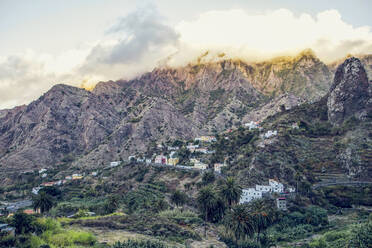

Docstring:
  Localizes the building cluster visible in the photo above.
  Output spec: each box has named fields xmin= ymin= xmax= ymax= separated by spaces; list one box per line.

xmin=239 ymin=179 xmax=295 ymax=210
xmin=125 ymin=135 xmax=218 ymax=171
xmin=32 ymin=172 xmax=86 ymax=195
xmin=244 ymin=121 xmax=262 ymax=130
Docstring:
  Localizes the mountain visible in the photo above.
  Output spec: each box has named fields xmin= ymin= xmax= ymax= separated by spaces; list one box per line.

xmin=0 ymin=51 xmax=368 ymax=185
xmin=214 ymin=57 xmax=372 ymax=187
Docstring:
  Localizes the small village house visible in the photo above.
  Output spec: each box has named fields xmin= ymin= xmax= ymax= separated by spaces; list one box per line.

xmin=239 ymin=188 xmax=263 ymax=204
xmin=38 ymin=168 xmax=47 ymax=174
xmin=269 ymin=179 xmax=284 ymax=193
xmin=72 ymin=174 xmax=83 ymax=180
xmin=110 ymin=161 xmax=121 ymax=167
xmin=155 ymin=155 xmax=167 ymax=164
xmin=193 ymin=162 xmax=208 ymax=170
xmin=195 ymin=136 xmax=216 ymax=143
xmin=167 ymin=157 xmax=179 ymax=166
xmin=276 ymin=197 xmax=287 ymax=210
xmin=186 ymin=144 xmax=199 ymax=152
xmin=214 ymin=163 xmax=226 ymax=173
xmin=292 ymin=123 xmax=299 ymax=129
xmin=244 ymin=121 xmax=260 ymax=130
xmin=136 ymin=158 xmax=145 ymax=163
xmin=255 ymin=185 xmax=272 ymax=193
xmin=264 ymin=130 xmax=278 ymax=139
xmin=32 ymin=186 xmax=42 ymax=195
xmin=167 ymin=146 xmax=179 ymax=151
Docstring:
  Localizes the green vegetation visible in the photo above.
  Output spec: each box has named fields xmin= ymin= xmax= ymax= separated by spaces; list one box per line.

xmin=33 ymin=192 xmax=54 ymax=214
xmin=111 ymin=239 xmax=169 ymax=248
xmin=1 ymin=214 xmax=96 ymax=248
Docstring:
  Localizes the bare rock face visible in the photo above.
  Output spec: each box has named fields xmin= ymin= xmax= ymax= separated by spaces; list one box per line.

xmin=327 ymin=57 xmax=370 ymax=125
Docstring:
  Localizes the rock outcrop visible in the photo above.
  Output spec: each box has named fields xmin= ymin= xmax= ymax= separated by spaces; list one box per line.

xmin=327 ymin=57 xmax=371 ymax=125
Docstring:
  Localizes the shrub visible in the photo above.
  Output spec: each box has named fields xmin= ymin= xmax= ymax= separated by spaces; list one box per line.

xmin=0 ymin=235 xmax=16 ymax=247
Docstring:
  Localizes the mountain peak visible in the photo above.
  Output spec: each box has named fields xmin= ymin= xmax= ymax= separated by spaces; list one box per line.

xmin=327 ymin=57 xmax=370 ymax=125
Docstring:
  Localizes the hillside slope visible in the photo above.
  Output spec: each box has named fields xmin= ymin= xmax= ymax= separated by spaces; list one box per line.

xmin=0 ymin=52 xmax=368 ymax=184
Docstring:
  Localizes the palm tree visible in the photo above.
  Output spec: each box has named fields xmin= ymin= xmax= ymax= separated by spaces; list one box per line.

xmin=224 ymin=204 xmax=255 ymax=243
xmin=248 ymin=200 xmax=276 ymax=243
xmin=197 ymin=186 xmax=223 ymax=237
xmin=32 ymin=191 xmax=53 ymax=214
xmin=219 ymin=177 xmax=242 ymax=208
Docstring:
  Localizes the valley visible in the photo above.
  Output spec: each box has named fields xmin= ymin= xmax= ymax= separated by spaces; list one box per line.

xmin=0 ymin=54 xmax=371 ymax=248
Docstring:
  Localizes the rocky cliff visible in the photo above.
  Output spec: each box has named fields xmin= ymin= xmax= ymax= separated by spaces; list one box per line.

xmin=327 ymin=57 xmax=371 ymax=125
xmin=0 ymin=52 xmax=367 ymax=181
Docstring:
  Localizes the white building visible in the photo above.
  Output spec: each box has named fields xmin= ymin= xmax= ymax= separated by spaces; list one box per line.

xmin=167 ymin=146 xmax=179 ymax=151
xmin=186 ymin=144 xmax=199 ymax=152
xmin=155 ymin=155 xmax=167 ymax=164
xmin=136 ymin=158 xmax=145 ymax=163
xmin=91 ymin=172 xmax=98 ymax=176
xmin=287 ymin=187 xmax=296 ymax=193
xmin=110 ymin=161 xmax=121 ymax=167
xmin=39 ymin=168 xmax=47 ymax=174
xmin=244 ymin=121 xmax=259 ymax=130
xmin=239 ymin=188 xmax=263 ymax=204
xmin=194 ymin=162 xmax=207 ymax=170
xmin=269 ymin=179 xmax=284 ymax=193
xmin=255 ymin=185 xmax=272 ymax=193
xmin=65 ymin=176 xmax=72 ymax=180
xmin=32 ymin=187 xmax=42 ymax=195
xmin=194 ymin=136 xmax=216 ymax=143
xmin=145 ymin=159 xmax=152 ymax=164
xmin=41 ymin=173 xmax=47 ymax=178
xmin=264 ymin=130 xmax=278 ymax=139
xmin=276 ymin=198 xmax=287 ymax=210
xmin=292 ymin=123 xmax=299 ymax=129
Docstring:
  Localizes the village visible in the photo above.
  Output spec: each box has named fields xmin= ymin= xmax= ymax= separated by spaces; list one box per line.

xmin=0 ymin=120 xmax=300 ymax=225
xmin=0 ymin=118 xmax=304 ymax=237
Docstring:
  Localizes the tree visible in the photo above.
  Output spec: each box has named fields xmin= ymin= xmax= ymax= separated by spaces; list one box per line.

xmin=224 ymin=204 xmax=255 ymax=243
xmin=39 ymin=186 xmax=62 ymax=200
xmin=197 ymin=186 xmax=225 ymax=237
xmin=219 ymin=177 xmax=242 ymax=208
xmin=33 ymin=191 xmax=53 ymax=214
xmin=170 ymin=190 xmax=187 ymax=209
xmin=202 ymin=171 xmax=215 ymax=185
xmin=248 ymin=200 xmax=276 ymax=243
xmin=349 ymin=219 xmax=372 ymax=247
xmin=104 ymin=195 xmax=120 ymax=214
xmin=11 ymin=212 xmax=35 ymax=236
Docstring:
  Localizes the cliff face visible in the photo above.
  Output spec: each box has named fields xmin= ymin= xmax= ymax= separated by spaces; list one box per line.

xmin=0 ymin=52 xmax=360 ymax=178
xmin=327 ymin=57 xmax=371 ymax=125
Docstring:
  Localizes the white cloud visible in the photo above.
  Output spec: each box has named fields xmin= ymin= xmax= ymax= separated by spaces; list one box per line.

xmin=173 ymin=9 xmax=372 ymax=62
xmin=0 ymin=7 xmax=372 ymax=109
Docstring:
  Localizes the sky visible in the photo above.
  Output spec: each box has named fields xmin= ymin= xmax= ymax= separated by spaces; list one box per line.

xmin=0 ymin=0 xmax=371 ymax=109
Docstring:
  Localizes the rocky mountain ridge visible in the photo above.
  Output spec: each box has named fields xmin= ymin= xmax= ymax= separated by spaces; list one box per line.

xmin=0 ymin=52 xmax=370 ymax=183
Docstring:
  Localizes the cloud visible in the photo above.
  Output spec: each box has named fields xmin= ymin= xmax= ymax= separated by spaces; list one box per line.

xmin=173 ymin=9 xmax=372 ymax=63
xmin=79 ymin=5 xmax=179 ymax=81
xmin=1 ymin=7 xmax=372 ymax=109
